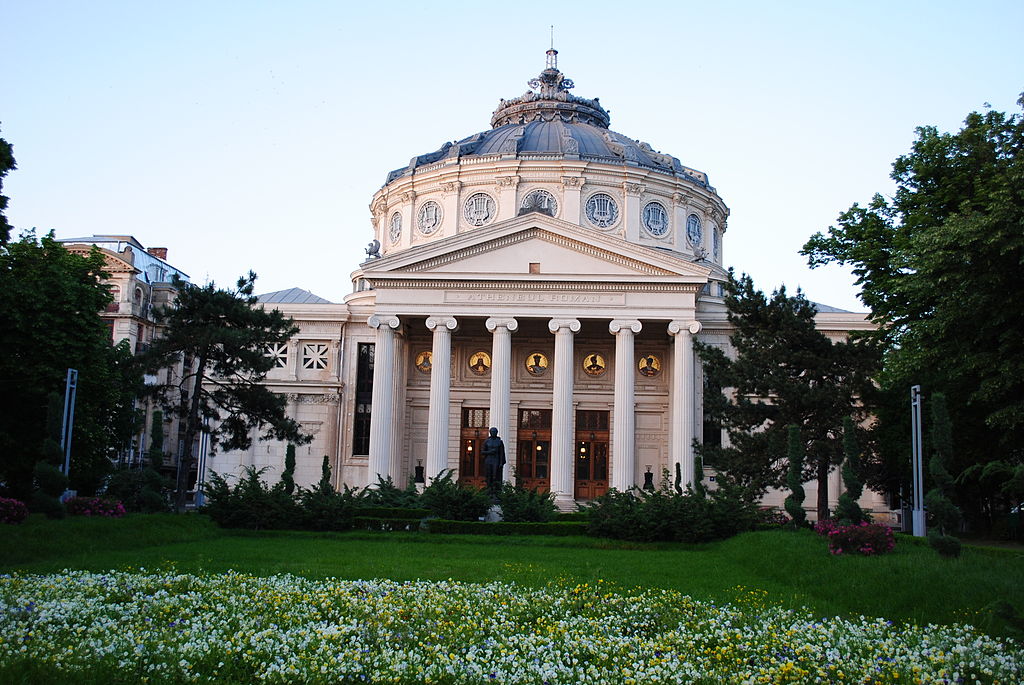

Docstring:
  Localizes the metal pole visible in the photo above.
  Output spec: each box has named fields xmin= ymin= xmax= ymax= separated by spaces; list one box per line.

xmin=60 ymin=369 xmax=79 ymax=477
xmin=910 ymin=385 xmax=926 ymax=537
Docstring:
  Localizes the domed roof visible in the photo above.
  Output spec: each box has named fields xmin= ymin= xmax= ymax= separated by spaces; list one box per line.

xmin=383 ymin=50 xmax=711 ymax=190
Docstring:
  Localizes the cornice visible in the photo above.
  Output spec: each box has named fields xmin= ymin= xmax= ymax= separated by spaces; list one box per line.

xmin=372 ymin=279 xmax=703 ymax=293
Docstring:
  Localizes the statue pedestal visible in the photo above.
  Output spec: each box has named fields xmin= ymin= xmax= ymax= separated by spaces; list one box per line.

xmin=484 ymin=505 xmax=503 ymax=522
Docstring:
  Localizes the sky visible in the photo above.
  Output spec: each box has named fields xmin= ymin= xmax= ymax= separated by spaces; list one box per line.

xmin=4 ymin=1 xmax=1022 ymax=312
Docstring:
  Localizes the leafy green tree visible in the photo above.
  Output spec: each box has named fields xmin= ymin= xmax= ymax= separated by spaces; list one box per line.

xmin=0 ymin=127 xmax=15 ymax=245
xmin=835 ymin=416 xmax=866 ymax=525
xmin=802 ymin=96 xmax=1024 ymax=528
xmin=783 ymin=425 xmax=806 ymax=528
xmin=696 ymin=272 xmax=878 ymax=519
xmin=139 ymin=272 xmax=310 ymax=511
xmin=0 ymin=231 xmax=141 ymax=497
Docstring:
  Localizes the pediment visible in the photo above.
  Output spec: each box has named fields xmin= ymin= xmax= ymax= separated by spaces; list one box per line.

xmin=62 ymin=244 xmax=139 ymax=274
xmin=363 ymin=214 xmax=711 ymax=283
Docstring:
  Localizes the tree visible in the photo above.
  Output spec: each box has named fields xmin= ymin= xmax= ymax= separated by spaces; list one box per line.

xmin=783 ymin=425 xmax=806 ymax=528
xmin=926 ymin=393 xmax=962 ymax=557
xmin=0 ymin=127 xmax=15 ymax=245
xmin=139 ymin=272 xmax=310 ymax=511
xmin=146 ymin=410 xmax=165 ymax=469
xmin=281 ymin=444 xmax=297 ymax=496
xmin=802 ymin=96 xmax=1024 ymax=528
xmin=0 ymin=231 xmax=141 ymax=498
xmin=835 ymin=416 xmax=866 ymax=525
xmin=695 ymin=272 xmax=878 ymax=519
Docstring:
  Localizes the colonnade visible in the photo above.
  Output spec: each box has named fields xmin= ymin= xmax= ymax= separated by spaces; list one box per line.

xmin=367 ymin=314 xmax=702 ymax=506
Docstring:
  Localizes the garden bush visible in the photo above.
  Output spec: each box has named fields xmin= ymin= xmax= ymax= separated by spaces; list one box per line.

xmin=65 ymin=496 xmax=126 ymax=518
xmin=30 ymin=462 xmax=67 ymax=519
xmin=0 ymin=497 xmax=28 ymax=524
xmin=353 ymin=516 xmax=423 ymax=532
xmin=419 ymin=470 xmax=491 ymax=521
xmin=360 ymin=475 xmax=421 ymax=508
xmin=497 ymin=483 xmax=557 ymax=522
xmin=827 ymin=521 xmax=896 ymax=556
xmin=202 ymin=467 xmax=302 ymax=530
xmin=102 ymin=467 xmax=170 ymax=513
xmin=755 ymin=507 xmax=790 ymax=529
xmin=355 ymin=507 xmax=431 ymax=520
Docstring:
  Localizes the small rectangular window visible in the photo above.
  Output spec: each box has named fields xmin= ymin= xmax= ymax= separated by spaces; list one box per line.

xmin=529 ymin=262 xmax=540 ymax=274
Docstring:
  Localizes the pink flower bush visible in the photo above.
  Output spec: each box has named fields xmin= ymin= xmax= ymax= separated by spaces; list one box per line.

xmin=65 ymin=497 xmax=126 ymax=518
xmin=813 ymin=518 xmax=841 ymax=536
xmin=827 ymin=521 xmax=896 ymax=556
xmin=0 ymin=497 xmax=29 ymax=524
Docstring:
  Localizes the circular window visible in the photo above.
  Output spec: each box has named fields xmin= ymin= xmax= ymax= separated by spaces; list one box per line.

xmin=642 ymin=201 xmax=669 ymax=237
xmin=686 ymin=214 xmax=703 ymax=246
xmin=463 ymin=193 xmax=496 ymax=227
xmin=521 ymin=189 xmax=558 ymax=217
xmin=418 ymin=201 xmax=443 ymax=235
xmin=389 ymin=212 xmax=402 ymax=243
xmin=585 ymin=193 xmax=619 ymax=229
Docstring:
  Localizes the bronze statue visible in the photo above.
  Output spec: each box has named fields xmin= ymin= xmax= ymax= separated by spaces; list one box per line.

xmin=481 ymin=427 xmax=505 ymax=497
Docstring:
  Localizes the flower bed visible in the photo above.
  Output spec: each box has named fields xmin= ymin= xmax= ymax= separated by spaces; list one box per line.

xmin=2 ymin=571 xmax=1020 ymax=683
xmin=828 ymin=521 xmax=897 ymax=556
xmin=0 ymin=497 xmax=28 ymax=524
xmin=64 ymin=496 xmax=126 ymax=518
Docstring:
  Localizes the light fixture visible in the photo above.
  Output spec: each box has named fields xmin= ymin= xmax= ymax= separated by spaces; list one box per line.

xmin=589 ymin=432 xmax=596 ymax=441
xmin=531 ymin=431 xmax=538 ymax=440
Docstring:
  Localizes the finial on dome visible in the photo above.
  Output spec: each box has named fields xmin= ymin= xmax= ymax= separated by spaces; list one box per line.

xmin=528 ymin=43 xmax=574 ymax=96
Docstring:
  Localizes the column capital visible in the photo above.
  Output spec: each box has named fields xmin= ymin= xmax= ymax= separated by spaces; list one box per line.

xmin=668 ymin=320 xmax=702 ymax=336
xmin=425 ymin=316 xmax=458 ymax=332
xmin=485 ymin=317 xmax=519 ymax=333
xmin=368 ymin=314 xmax=400 ymax=330
xmin=548 ymin=318 xmax=581 ymax=334
xmin=609 ymin=319 xmax=642 ymax=335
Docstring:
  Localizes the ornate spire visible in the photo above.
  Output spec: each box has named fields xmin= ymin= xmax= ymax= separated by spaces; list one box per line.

xmin=490 ymin=49 xmax=609 ymax=129
xmin=527 ymin=48 xmax=575 ymax=98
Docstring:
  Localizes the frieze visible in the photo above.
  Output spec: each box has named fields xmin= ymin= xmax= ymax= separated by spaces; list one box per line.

xmin=445 ymin=291 xmax=626 ymax=305
xmin=285 ymin=393 xmax=341 ymax=404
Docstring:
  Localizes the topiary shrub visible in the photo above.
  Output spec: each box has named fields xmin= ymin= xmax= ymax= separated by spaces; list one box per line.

xmin=0 ymin=497 xmax=29 ymax=524
xmin=31 ymin=462 xmax=68 ymax=519
xmin=783 ymin=425 xmax=806 ymax=529
xmin=497 ymin=483 xmax=557 ymax=522
xmin=835 ymin=416 xmax=867 ymax=525
xmin=419 ymin=470 xmax=491 ymax=521
xmin=827 ymin=522 xmax=896 ymax=556
xmin=925 ymin=393 xmax=962 ymax=558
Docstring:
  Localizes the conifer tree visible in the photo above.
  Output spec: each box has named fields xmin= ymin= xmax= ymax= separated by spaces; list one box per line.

xmin=783 ymin=425 xmax=806 ymax=528
xmin=926 ymin=393 xmax=962 ymax=557
xmin=835 ymin=416 xmax=866 ymax=524
xmin=146 ymin=410 xmax=165 ymax=470
xmin=281 ymin=444 xmax=297 ymax=495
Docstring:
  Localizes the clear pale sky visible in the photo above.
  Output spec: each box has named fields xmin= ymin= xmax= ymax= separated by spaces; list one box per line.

xmin=4 ymin=1 xmax=1022 ymax=311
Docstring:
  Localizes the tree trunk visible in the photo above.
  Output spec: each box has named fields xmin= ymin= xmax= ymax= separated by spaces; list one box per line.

xmin=175 ymin=354 xmax=206 ymax=513
xmin=816 ymin=455 xmax=830 ymax=521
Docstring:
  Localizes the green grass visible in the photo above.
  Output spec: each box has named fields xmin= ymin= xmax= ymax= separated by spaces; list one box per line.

xmin=4 ymin=514 xmax=1023 ymax=636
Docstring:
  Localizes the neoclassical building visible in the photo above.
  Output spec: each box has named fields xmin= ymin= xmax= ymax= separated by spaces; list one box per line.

xmin=209 ymin=51 xmax=883 ymax=515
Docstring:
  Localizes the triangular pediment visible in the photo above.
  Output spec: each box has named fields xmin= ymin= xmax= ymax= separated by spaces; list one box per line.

xmin=363 ymin=213 xmax=711 ymax=283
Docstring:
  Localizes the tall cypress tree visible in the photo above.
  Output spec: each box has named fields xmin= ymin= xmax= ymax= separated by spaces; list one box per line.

xmin=835 ymin=416 xmax=866 ymax=524
xmin=282 ymin=444 xmax=297 ymax=495
xmin=784 ymin=425 xmax=806 ymax=528
xmin=146 ymin=410 xmax=165 ymax=470
xmin=926 ymin=393 xmax=962 ymax=557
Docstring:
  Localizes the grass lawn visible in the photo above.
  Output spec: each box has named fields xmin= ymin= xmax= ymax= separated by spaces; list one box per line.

xmin=3 ymin=513 xmax=1023 ymax=637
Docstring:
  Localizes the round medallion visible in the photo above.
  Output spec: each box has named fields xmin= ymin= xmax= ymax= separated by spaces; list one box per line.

xmin=418 ymin=201 xmax=443 ymax=235
xmin=524 ymin=351 xmax=549 ymax=376
xmin=712 ymin=225 xmax=721 ymax=259
xmin=521 ymin=189 xmax=558 ymax=217
xmin=389 ymin=212 xmax=402 ymax=243
xmin=463 ymin=193 xmax=496 ymax=227
xmin=582 ymin=353 xmax=607 ymax=377
xmin=585 ymin=193 xmax=619 ymax=229
xmin=642 ymin=201 xmax=669 ymax=237
xmin=638 ymin=354 xmax=662 ymax=378
xmin=686 ymin=214 xmax=703 ymax=246
xmin=415 ymin=350 xmax=432 ymax=373
xmin=468 ymin=350 xmax=491 ymax=375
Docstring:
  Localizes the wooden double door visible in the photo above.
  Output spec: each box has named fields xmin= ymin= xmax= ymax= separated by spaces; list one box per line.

xmin=458 ymin=408 xmax=490 ymax=488
xmin=515 ymin=408 xmax=609 ymax=500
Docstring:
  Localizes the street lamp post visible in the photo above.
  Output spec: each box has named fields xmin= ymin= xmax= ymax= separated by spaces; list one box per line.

xmin=910 ymin=385 xmax=926 ymax=537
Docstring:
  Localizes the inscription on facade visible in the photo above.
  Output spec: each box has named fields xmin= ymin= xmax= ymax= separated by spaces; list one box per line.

xmin=445 ymin=291 xmax=626 ymax=305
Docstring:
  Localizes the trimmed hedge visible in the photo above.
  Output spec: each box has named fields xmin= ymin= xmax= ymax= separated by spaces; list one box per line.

xmin=355 ymin=507 xmax=431 ymax=520
xmin=354 ymin=517 xmax=424 ymax=532
xmin=554 ymin=511 xmax=590 ymax=522
xmin=425 ymin=520 xmax=588 ymax=536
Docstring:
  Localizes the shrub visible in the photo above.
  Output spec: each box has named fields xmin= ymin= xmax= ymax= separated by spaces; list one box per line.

xmin=927 ymin=531 xmax=962 ymax=559
xmin=0 ymin=497 xmax=29 ymax=524
xmin=361 ymin=475 xmax=421 ymax=508
xmin=419 ymin=470 xmax=491 ymax=521
xmin=783 ymin=425 xmax=806 ymax=529
xmin=835 ymin=416 xmax=867 ymax=525
xmin=827 ymin=522 xmax=896 ymax=556
xmin=298 ymin=457 xmax=358 ymax=532
xmin=65 ymin=497 xmax=126 ymax=518
xmin=497 ymin=483 xmax=557 ymax=522
xmin=353 ymin=516 xmax=422 ymax=532
xmin=103 ymin=468 xmax=170 ymax=513
xmin=814 ymin=518 xmax=841 ymax=536
xmin=201 ymin=467 xmax=301 ymax=530
xmin=756 ymin=507 xmax=790 ymax=529
xmin=31 ymin=462 xmax=67 ymax=519
xmin=355 ymin=507 xmax=431 ymax=520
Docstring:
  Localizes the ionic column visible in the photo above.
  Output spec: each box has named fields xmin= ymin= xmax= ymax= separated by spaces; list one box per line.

xmin=609 ymin=319 xmax=642 ymax=491
xmin=367 ymin=314 xmax=400 ymax=483
xmin=486 ymin=317 xmax=518 ymax=482
xmin=425 ymin=316 xmax=458 ymax=480
xmin=548 ymin=318 xmax=581 ymax=509
xmin=668 ymin=320 xmax=702 ymax=488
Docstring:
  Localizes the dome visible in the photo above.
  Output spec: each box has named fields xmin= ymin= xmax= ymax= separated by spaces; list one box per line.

xmin=383 ymin=50 xmax=711 ymax=190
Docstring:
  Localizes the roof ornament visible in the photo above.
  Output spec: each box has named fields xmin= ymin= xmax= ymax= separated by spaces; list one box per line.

xmin=527 ymin=45 xmax=574 ymax=97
